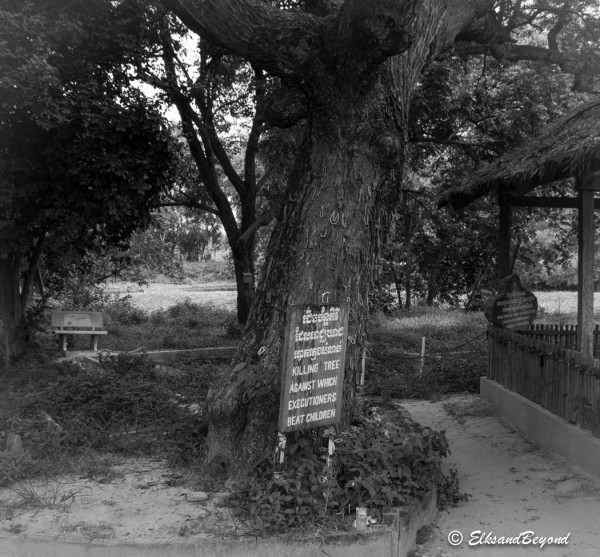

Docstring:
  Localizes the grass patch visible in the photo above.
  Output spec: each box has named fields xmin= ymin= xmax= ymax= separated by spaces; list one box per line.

xmin=181 ymin=260 xmax=234 ymax=283
xmin=106 ymin=298 xmax=236 ymax=352
xmin=365 ymin=308 xmax=488 ymax=399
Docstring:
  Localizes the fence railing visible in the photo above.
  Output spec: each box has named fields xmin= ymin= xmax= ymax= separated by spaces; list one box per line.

xmin=488 ymin=326 xmax=600 ymax=438
xmin=520 ymin=323 xmax=600 ymax=356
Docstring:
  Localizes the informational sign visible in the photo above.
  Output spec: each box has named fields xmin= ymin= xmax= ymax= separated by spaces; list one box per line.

xmin=279 ymin=304 xmax=349 ymax=433
xmin=484 ymin=273 xmax=538 ymax=331
xmin=64 ymin=313 xmax=92 ymax=328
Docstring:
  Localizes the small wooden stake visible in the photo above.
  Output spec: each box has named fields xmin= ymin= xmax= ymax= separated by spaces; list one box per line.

xmin=360 ymin=347 xmax=366 ymax=386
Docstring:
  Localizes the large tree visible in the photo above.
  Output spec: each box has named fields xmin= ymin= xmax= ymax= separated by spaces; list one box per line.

xmin=157 ymin=0 xmax=600 ymax=477
xmin=0 ymin=1 xmax=174 ymax=363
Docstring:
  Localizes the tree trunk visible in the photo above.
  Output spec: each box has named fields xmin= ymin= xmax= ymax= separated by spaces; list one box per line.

xmin=0 ymin=255 xmax=27 ymax=365
xmin=393 ymin=266 xmax=404 ymax=310
xmin=198 ymin=0 xmax=457 ymax=480
xmin=231 ymin=239 xmax=256 ymax=325
xmin=426 ymin=277 xmax=438 ymax=306
xmin=403 ymin=195 xmax=413 ymax=310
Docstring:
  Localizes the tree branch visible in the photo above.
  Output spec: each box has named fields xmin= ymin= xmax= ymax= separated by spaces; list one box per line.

xmin=160 ymin=0 xmax=323 ymax=79
xmin=159 ymin=28 xmax=248 ymax=197
xmin=159 ymin=200 xmax=220 ymax=215
xmin=20 ymin=235 xmax=46 ymax=308
xmin=410 ymin=136 xmax=497 ymax=149
xmin=237 ymin=203 xmax=279 ymax=246
xmin=547 ymin=6 xmax=568 ymax=52
xmin=451 ymin=41 xmax=598 ymax=93
xmin=243 ymin=69 xmax=267 ymax=199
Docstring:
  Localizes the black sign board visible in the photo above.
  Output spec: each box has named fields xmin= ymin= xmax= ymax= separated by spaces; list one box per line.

xmin=279 ymin=304 xmax=349 ymax=433
xmin=484 ymin=273 xmax=538 ymax=331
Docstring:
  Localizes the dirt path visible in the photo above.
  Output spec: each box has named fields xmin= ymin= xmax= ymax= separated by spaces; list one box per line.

xmin=401 ymin=395 xmax=600 ymax=557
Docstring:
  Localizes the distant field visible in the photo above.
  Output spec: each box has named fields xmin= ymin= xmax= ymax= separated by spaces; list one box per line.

xmin=106 ymin=281 xmax=237 ymax=312
xmin=535 ymin=291 xmax=598 ymax=317
xmin=109 ymin=284 xmax=589 ymax=317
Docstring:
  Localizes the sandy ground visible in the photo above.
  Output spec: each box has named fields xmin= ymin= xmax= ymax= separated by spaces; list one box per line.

xmin=3 ymin=394 xmax=600 ymax=556
xmin=403 ymin=396 xmax=600 ymax=557
xmin=0 ymin=458 xmax=243 ymax=544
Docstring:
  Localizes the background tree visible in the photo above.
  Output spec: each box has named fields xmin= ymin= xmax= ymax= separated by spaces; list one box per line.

xmin=131 ymin=11 xmax=296 ymax=324
xmin=375 ymin=15 xmax=595 ymax=310
xmin=0 ymin=0 xmax=174 ymax=363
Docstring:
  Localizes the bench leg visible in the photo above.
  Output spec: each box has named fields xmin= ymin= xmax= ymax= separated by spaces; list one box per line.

xmin=91 ymin=335 xmax=98 ymax=352
xmin=61 ymin=334 xmax=67 ymax=354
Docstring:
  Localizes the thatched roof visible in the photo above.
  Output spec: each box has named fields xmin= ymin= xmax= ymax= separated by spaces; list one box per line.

xmin=439 ymin=98 xmax=600 ymax=210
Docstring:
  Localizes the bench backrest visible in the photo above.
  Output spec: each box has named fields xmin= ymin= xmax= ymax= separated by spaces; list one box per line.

xmin=51 ymin=311 xmax=104 ymax=329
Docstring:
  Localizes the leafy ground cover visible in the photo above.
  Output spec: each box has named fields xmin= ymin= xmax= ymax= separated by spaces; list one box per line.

xmin=0 ymin=353 xmax=219 ymax=486
xmin=103 ymin=298 xmax=237 ymax=352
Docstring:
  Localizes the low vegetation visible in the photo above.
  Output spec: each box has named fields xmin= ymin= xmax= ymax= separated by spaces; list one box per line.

xmin=0 ymin=353 xmax=218 ymax=487
xmin=1 ymin=283 xmax=486 ymax=535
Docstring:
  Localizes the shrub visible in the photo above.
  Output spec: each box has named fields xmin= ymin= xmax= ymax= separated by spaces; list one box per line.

xmin=7 ymin=358 xmax=209 ymax=466
xmin=104 ymin=297 xmax=148 ymax=326
xmin=228 ymin=402 xmax=466 ymax=535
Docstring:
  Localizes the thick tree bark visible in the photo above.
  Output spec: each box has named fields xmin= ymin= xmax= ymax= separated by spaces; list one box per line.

xmin=0 ymin=255 xmax=26 ymax=365
xmin=197 ymin=0 xmax=448 ymax=479
xmin=231 ymin=239 xmax=256 ymax=325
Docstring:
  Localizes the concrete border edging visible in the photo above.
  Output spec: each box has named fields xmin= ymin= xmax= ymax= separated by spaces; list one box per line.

xmin=145 ymin=346 xmax=236 ymax=362
xmin=63 ymin=346 xmax=237 ymax=364
xmin=389 ymin=488 xmax=437 ymax=557
xmin=481 ymin=377 xmax=600 ymax=481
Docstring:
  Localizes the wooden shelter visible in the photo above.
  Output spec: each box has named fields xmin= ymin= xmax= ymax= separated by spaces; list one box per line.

xmin=440 ymin=97 xmax=600 ymax=357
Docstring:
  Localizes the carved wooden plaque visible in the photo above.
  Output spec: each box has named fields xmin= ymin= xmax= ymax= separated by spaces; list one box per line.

xmin=484 ymin=274 xmax=538 ymax=331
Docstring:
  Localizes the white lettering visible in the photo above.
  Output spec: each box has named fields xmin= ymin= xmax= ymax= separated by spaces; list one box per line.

xmin=317 ymin=376 xmax=337 ymax=388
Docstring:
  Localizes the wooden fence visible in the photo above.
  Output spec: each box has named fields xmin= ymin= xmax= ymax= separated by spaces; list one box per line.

xmin=488 ymin=325 xmax=600 ymax=438
xmin=520 ymin=323 xmax=600 ymax=356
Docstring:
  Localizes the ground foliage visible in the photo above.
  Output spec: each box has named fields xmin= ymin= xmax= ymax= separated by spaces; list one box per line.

xmin=228 ymin=401 xmax=466 ymax=535
xmin=0 ymin=354 xmax=215 ymax=487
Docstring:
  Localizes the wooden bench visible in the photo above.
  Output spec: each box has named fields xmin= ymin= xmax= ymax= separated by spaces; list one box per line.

xmin=51 ymin=311 xmax=107 ymax=353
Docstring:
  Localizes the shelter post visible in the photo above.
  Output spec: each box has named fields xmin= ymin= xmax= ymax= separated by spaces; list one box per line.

xmin=577 ymin=172 xmax=598 ymax=357
xmin=498 ymin=192 xmax=512 ymax=281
